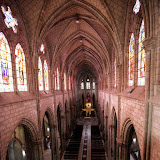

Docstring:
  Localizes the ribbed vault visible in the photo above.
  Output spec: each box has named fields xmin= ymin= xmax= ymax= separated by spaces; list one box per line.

xmin=36 ymin=2 xmax=121 ymax=82
xmin=14 ymin=0 xmax=129 ymax=83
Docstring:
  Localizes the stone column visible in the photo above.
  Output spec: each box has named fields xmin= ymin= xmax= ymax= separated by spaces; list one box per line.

xmin=143 ymin=37 xmax=157 ymax=160
xmin=53 ymin=125 xmax=60 ymax=160
xmin=116 ymin=138 xmax=123 ymax=160
xmin=61 ymin=115 xmax=65 ymax=151
xmin=50 ymin=124 xmax=56 ymax=160
xmin=33 ymin=140 xmax=43 ymax=160
xmin=109 ymin=124 xmax=116 ymax=160
xmin=108 ymin=74 xmax=112 ymax=160
xmin=121 ymin=143 xmax=128 ymax=160
xmin=105 ymin=116 xmax=109 ymax=154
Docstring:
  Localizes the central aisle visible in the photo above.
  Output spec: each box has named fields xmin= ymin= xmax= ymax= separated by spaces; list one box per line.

xmin=63 ymin=113 xmax=106 ymax=160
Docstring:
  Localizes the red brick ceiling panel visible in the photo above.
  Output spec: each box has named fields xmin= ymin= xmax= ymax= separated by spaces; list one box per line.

xmin=45 ymin=20 xmax=69 ymax=61
xmin=72 ymin=60 xmax=100 ymax=79
xmin=16 ymin=0 xmax=43 ymax=46
xmin=60 ymin=38 xmax=108 ymax=74
xmin=60 ymin=40 xmax=98 ymax=65
xmin=76 ymin=66 xmax=97 ymax=82
xmin=105 ymin=0 xmax=128 ymax=46
xmin=65 ymin=49 xmax=104 ymax=76
xmin=44 ymin=10 xmax=106 ymax=56
xmin=59 ymin=35 xmax=102 ymax=60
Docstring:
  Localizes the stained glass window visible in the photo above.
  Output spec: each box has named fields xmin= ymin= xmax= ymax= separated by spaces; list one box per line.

xmin=0 ymin=32 xmax=14 ymax=92
xmin=129 ymin=33 xmax=135 ymax=86
xmin=15 ymin=44 xmax=27 ymax=91
xmin=69 ymin=76 xmax=71 ymax=90
xmin=81 ymin=80 xmax=84 ymax=89
xmin=138 ymin=20 xmax=145 ymax=85
xmin=86 ymin=79 xmax=90 ymax=89
xmin=133 ymin=0 xmax=141 ymax=14
xmin=114 ymin=58 xmax=117 ymax=88
xmin=40 ymin=44 xmax=45 ymax=54
xmin=1 ymin=6 xmax=18 ymax=33
xmin=93 ymin=80 xmax=95 ymax=89
xmin=44 ymin=60 xmax=48 ymax=90
xmin=64 ymin=73 xmax=67 ymax=90
xmin=38 ymin=57 xmax=43 ymax=91
xmin=55 ymin=68 xmax=60 ymax=90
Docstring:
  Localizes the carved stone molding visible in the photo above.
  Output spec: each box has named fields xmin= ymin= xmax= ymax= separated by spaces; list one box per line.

xmin=143 ymin=36 xmax=158 ymax=52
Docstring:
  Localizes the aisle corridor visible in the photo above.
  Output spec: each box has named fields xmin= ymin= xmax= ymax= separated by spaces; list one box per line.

xmin=63 ymin=114 xmax=106 ymax=160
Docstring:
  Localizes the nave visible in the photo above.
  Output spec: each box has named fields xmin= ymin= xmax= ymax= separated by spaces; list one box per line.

xmin=0 ymin=0 xmax=160 ymax=160
xmin=62 ymin=112 xmax=106 ymax=160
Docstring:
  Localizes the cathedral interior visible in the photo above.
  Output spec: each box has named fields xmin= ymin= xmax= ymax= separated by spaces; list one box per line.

xmin=0 ymin=0 xmax=160 ymax=160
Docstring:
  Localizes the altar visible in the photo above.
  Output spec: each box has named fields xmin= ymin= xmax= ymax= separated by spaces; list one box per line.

xmin=82 ymin=93 xmax=94 ymax=117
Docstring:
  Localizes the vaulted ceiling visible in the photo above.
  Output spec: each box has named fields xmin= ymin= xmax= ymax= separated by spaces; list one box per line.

xmin=15 ymin=0 xmax=129 ymax=82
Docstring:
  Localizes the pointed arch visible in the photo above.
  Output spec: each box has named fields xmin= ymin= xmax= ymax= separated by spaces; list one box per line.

xmin=15 ymin=43 xmax=27 ymax=91
xmin=44 ymin=60 xmax=49 ymax=90
xmin=121 ymin=118 xmax=141 ymax=160
xmin=64 ymin=73 xmax=67 ymax=90
xmin=38 ymin=57 xmax=43 ymax=91
xmin=128 ymin=33 xmax=135 ymax=86
xmin=114 ymin=58 xmax=117 ymax=88
xmin=0 ymin=32 xmax=14 ymax=92
xmin=55 ymin=68 xmax=60 ymax=90
xmin=138 ymin=19 xmax=145 ymax=86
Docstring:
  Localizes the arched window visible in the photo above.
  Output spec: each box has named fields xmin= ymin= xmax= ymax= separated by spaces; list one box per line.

xmin=64 ymin=73 xmax=67 ymax=90
xmin=0 ymin=32 xmax=14 ymax=92
xmin=38 ymin=57 xmax=43 ymax=91
xmin=129 ymin=33 xmax=135 ymax=86
xmin=114 ymin=58 xmax=117 ymax=88
xmin=93 ymin=79 xmax=95 ymax=90
xmin=44 ymin=60 xmax=48 ymax=90
xmin=15 ymin=43 xmax=27 ymax=91
xmin=133 ymin=0 xmax=141 ymax=14
xmin=69 ymin=76 xmax=71 ymax=90
xmin=40 ymin=44 xmax=45 ymax=54
xmin=86 ymin=78 xmax=90 ymax=89
xmin=138 ymin=20 xmax=145 ymax=86
xmin=55 ymin=68 xmax=60 ymax=90
xmin=81 ymin=80 xmax=84 ymax=89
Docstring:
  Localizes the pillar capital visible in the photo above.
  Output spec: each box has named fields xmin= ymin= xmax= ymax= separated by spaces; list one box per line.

xmin=109 ymin=124 xmax=116 ymax=129
xmin=51 ymin=124 xmax=57 ymax=129
xmin=143 ymin=36 xmax=158 ymax=52
xmin=33 ymin=139 xmax=43 ymax=145
xmin=116 ymin=137 xmax=123 ymax=145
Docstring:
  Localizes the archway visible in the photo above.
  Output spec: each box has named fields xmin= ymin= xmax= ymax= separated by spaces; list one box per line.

xmin=42 ymin=111 xmax=54 ymax=160
xmin=6 ymin=124 xmax=37 ymax=160
xmin=125 ymin=124 xmax=141 ymax=160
